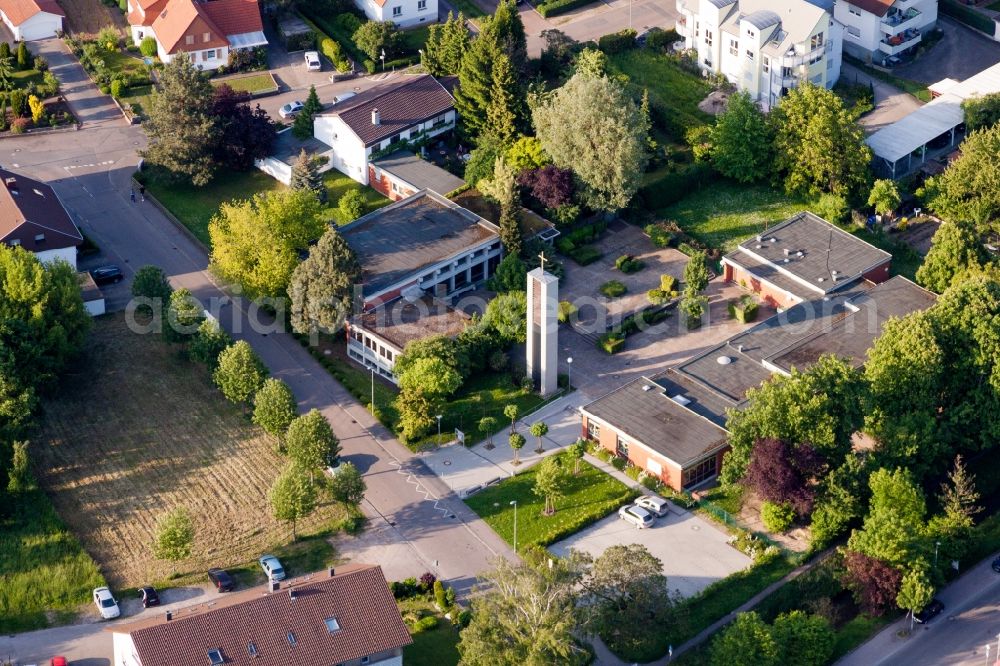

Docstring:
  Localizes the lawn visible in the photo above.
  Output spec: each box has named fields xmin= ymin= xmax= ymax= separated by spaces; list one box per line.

xmin=399 ymin=25 xmax=432 ymax=55
xmin=849 ymin=226 xmax=924 ymax=281
xmin=399 ymin=597 xmax=461 ymax=666
xmin=119 ymin=83 xmax=155 ymax=117
xmin=607 ymin=49 xmax=713 ymax=137
xmin=322 ymin=169 xmax=391 ymax=225
xmin=0 ymin=488 xmax=105 ymax=633
xmin=657 ymin=182 xmax=809 ymax=251
xmin=466 ymin=452 xmax=638 ymax=548
xmin=103 ymin=49 xmax=148 ymax=79
xmin=34 ymin=314 xmax=348 ymax=589
xmin=11 ymin=68 xmax=45 ymax=90
xmin=212 ymin=72 xmax=279 ymax=95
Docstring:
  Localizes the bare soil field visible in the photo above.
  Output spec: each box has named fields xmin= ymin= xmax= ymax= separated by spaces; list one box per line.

xmin=57 ymin=0 xmax=126 ymax=36
xmin=35 ymin=314 xmax=343 ymax=588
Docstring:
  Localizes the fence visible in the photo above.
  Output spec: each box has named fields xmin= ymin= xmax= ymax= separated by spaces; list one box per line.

xmin=691 ymin=492 xmax=810 ymax=564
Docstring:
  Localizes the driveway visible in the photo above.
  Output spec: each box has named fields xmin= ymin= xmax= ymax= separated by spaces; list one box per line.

xmin=32 ymin=38 xmax=125 ymax=126
xmin=894 ymin=15 xmax=1000 ymax=84
xmin=550 ymin=494 xmax=752 ymax=598
xmin=841 ymin=62 xmax=923 ymax=134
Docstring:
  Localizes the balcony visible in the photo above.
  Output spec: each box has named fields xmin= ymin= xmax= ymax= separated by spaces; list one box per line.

xmin=879 ymin=28 xmax=921 ymax=56
xmin=881 ymin=7 xmax=922 ymax=33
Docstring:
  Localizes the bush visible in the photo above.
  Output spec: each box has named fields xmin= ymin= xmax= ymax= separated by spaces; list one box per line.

xmin=16 ymin=41 xmax=28 ymax=70
xmin=434 ymin=579 xmax=448 ymax=609
xmin=611 ymin=456 xmax=628 ymax=471
xmin=660 ymin=274 xmax=678 ymax=294
xmin=647 ymin=288 xmax=669 ymax=306
xmin=813 ymin=193 xmax=849 ymax=224
xmin=338 ymin=189 xmax=365 ymax=221
xmin=728 ymin=295 xmax=759 ymax=323
xmin=640 ymin=473 xmax=665 ymax=493
xmin=624 ymin=464 xmax=643 ymax=481
xmin=391 ymin=577 xmax=421 ymax=599
xmin=615 ymin=254 xmax=645 ymax=274
xmin=557 ymin=300 xmax=577 ymax=323
xmin=644 ymin=222 xmax=677 ymax=248
xmin=940 ymin=0 xmax=996 ymax=35
xmin=599 ymin=280 xmax=627 ymax=298
xmin=363 ymin=58 xmax=376 ymax=74
xmin=761 ymin=501 xmax=795 ymax=533
xmin=598 ymin=331 xmax=626 ymax=354
xmin=110 ymin=79 xmax=124 ymax=98
xmin=644 ymin=27 xmax=681 ymax=52
xmin=598 ymin=29 xmax=637 ymax=54
xmin=455 ymin=609 xmax=472 ymax=628
xmin=569 ymin=245 xmax=603 ymax=265
xmin=139 ymin=36 xmax=158 ymax=57
xmin=536 ymin=0 xmax=593 ymax=17
xmin=320 ymin=37 xmax=351 ymax=71
xmin=9 ymin=117 xmax=28 ymax=134
xmin=33 ymin=55 xmax=47 ymax=71
xmin=639 ymin=162 xmax=712 ymax=209
xmin=411 ymin=615 xmax=439 ymax=634
xmin=97 ymin=25 xmax=120 ymax=51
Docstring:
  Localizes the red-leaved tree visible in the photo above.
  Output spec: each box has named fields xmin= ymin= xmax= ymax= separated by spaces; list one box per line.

xmin=841 ymin=550 xmax=903 ymax=616
xmin=517 ymin=165 xmax=574 ymax=209
xmin=743 ymin=437 xmax=824 ymax=517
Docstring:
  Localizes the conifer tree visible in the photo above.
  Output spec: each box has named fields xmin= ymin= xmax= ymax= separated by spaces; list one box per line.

xmin=289 ymin=149 xmax=327 ymax=203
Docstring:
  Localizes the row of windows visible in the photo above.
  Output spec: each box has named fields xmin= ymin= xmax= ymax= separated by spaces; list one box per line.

xmin=390 ymin=0 xmax=426 ymax=16
xmin=352 ymin=329 xmax=395 ymax=362
xmin=184 ymin=32 xmax=214 ymax=46
xmin=682 ymin=456 xmax=717 ymax=489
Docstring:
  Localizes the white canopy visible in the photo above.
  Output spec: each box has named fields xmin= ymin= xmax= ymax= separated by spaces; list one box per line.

xmin=228 ymin=31 xmax=268 ymax=49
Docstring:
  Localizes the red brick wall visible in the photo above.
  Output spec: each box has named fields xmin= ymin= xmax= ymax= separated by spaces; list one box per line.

xmin=582 ymin=415 xmax=685 ymax=492
xmin=863 ymin=260 xmax=892 ymax=285
xmin=367 ymin=165 xmax=416 ymax=202
xmin=725 ymin=262 xmax=801 ymax=310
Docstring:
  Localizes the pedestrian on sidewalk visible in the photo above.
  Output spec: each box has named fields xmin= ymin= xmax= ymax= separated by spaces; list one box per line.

xmin=130 ymin=188 xmax=136 ymax=203
xmin=139 ymin=185 xmax=145 ymax=202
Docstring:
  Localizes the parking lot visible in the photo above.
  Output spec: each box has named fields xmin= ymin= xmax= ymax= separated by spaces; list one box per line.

xmin=549 ymin=499 xmax=753 ymax=598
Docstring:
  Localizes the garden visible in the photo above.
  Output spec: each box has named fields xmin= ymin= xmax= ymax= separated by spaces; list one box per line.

xmin=393 ymin=575 xmax=464 ymax=666
xmin=68 ymin=27 xmax=156 ymax=120
xmin=465 ymin=451 xmax=638 ymax=549
xmin=0 ymin=41 xmax=72 ymax=134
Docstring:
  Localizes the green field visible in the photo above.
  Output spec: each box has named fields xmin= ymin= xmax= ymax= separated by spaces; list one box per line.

xmin=658 ymin=182 xmax=809 ymax=251
xmin=466 ymin=452 xmax=638 ymax=548
xmin=119 ymin=84 xmax=155 ymax=117
xmin=213 ymin=72 xmax=278 ymax=95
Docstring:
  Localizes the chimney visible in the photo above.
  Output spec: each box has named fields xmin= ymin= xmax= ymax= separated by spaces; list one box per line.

xmin=289 ymin=588 xmax=298 ymax=601
xmin=166 ymin=611 xmax=173 ymax=621
xmin=269 ymin=580 xmax=280 ymax=593
xmin=5 ymin=177 xmax=17 ymax=195
xmin=371 ymin=108 xmax=380 ymax=125
xmin=328 ymin=567 xmax=336 ymax=578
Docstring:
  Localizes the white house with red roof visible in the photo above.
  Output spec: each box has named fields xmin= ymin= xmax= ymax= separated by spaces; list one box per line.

xmin=0 ymin=0 xmax=64 ymax=40
xmin=126 ymin=0 xmax=267 ymax=70
xmin=0 ymin=169 xmax=82 ymax=268
xmin=355 ymin=0 xmax=436 ymax=28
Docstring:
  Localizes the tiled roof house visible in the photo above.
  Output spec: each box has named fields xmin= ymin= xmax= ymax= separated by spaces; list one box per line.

xmin=0 ymin=0 xmax=63 ymax=40
xmin=0 ymin=168 xmax=82 ymax=268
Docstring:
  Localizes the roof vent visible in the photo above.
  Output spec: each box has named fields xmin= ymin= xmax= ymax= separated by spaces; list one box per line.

xmin=770 ymin=237 xmax=777 ymax=243
xmin=269 ymin=580 xmax=280 ymax=593
xmin=328 ymin=567 xmax=336 ymax=578
xmin=796 ymin=251 xmax=803 ymax=258
xmin=831 ymin=270 xmax=839 ymax=276
xmin=287 ymin=631 xmax=298 ymax=646
xmin=32 ymin=188 xmax=44 ymax=198
xmin=34 ymin=234 xmax=44 ymax=243
xmin=289 ymin=588 xmax=298 ymax=601
xmin=166 ymin=610 xmax=173 ymax=621
xmin=5 ymin=177 xmax=17 ymax=195
xmin=716 ymin=355 xmax=732 ymax=365
xmin=641 ymin=384 xmax=652 ymax=391
xmin=756 ymin=235 xmax=762 ymax=243
xmin=248 ymin=642 xmax=258 ymax=657
xmin=782 ymin=258 xmax=789 ymax=263
xmin=755 ymin=244 xmax=762 ymax=249
xmin=9 ymin=239 xmax=20 ymax=246
xmin=818 ymin=277 xmax=825 ymax=282
xmin=737 ymin=344 xmax=744 ymax=353
xmin=208 ymin=649 xmax=224 ymax=665
xmin=783 ymin=248 xmax=790 ymax=256
xmin=670 ymin=394 xmax=691 ymax=406
xmin=372 ymin=108 xmax=380 ymax=125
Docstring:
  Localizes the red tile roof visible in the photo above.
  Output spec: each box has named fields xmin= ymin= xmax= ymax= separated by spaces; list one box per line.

xmin=0 ymin=0 xmax=64 ymax=24
xmin=128 ymin=0 xmax=168 ymax=28
xmin=150 ymin=0 xmax=262 ymax=53
xmin=326 ymin=74 xmax=455 ymax=147
xmin=199 ymin=0 xmax=262 ymax=37
xmin=842 ymin=0 xmax=893 ymax=17
xmin=0 ymin=169 xmax=82 ymax=254
xmin=117 ymin=564 xmax=412 ymax=666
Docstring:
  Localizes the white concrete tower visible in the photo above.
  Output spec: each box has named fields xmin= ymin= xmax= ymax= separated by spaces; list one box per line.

xmin=526 ymin=253 xmax=559 ymax=397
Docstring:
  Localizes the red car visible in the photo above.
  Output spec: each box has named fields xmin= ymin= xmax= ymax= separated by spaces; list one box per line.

xmin=51 ymin=658 xmax=68 ymax=666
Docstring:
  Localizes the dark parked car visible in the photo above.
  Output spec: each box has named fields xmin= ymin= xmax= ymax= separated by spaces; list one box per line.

xmin=208 ymin=568 xmax=234 ymax=592
xmin=140 ymin=586 xmax=160 ymax=608
xmin=90 ymin=265 xmax=124 ymax=286
xmin=992 ymin=556 xmax=1000 ymax=573
xmin=914 ymin=599 xmax=945 ymax=624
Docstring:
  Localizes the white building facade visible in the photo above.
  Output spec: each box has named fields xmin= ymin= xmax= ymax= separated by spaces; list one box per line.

xmin=0 ymin=0 xmax=63 ymax=41
xmin=833 ymin=0 xmax=937 ymax=65
xmin=354 ymin=0 xmax=437 ymax=28
xmin=677 ymin=0 xmax=842 ymax=110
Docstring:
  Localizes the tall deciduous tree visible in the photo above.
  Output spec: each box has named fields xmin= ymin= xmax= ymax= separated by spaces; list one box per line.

xmin=770 ymin=83 xmax=871 ymax=199
xmin=394 ymin=334 xmax=468 ymax=379
xmin=131 ymin=264 xmax=173 ymax=316
xmin=710 ymin=612 xmax=778 ymax=666
xmin=253 ymin=378 xmax=298 ymax=440
xmin=868 ymin=178 xmax=901 ymax=217
xmin=211 ymin=84 xmax=275 ymax=171
xmin=142 ymin=53 xmax=217 ymax=185
xmin=269 ymin=462 xmax=317 ymax=539
xmin=353 ymin=20 xmax=399 ymax=61
xmin=163 ymin=288 xmax=203 ymax=343
xmin=209 ymin=189 xmax=324 ymax=299
xmin=710 ymin=91 xmax=772 ymax=183
xmin=915 ymin=221 xmax=989 ymax=293
xmin=289 ymin=149 xmax=328 ymax=203
xmin=329 ymin=461 xmax=366 ymax=505
xmin=841 ymin=550 xmax=902 ymax=616
xmin=286 ymin=409 xmax=339 ymax=477
xmin=533 ymin=454 xmax=564 ymax=514
xmin=847 ymin=467 xmax=926 ymax=566
xmin=289 ymin=226 xmax=360 ymax=335
xmin=483 ymin=290 xmax=527 ymax=343
xmin=743 ymin=438 xmax=824 ymax=517
xmin=529 ymin=421 xmax=548 ymax=454
xmin=920 ymin=124 xmax=1000 ymax=234
xmin=897 ymin=566 xmax=934 ymax=630
xmin=568 ymin=439 xmax=586 ymax=475
xmin=533 ymin=72 xmax=649 ymax=211
xmin=962 ymin=91 xmax=1000 ymax=132
xmin=189 ymin=318 xmax=232 ymax=370
xmin=509 ymin=432 xmax=526 ymax=465
xmin=770 ymin=611 xmax=835 ymax=666
xmin=213 ymin=340 xmax=267 ymax=407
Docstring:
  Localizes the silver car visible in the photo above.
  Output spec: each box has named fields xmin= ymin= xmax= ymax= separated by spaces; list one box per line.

xmin=619 ymin=504 xmax=655 ymax=529
xmin=635 ymin=495 xmax=670 ymax=517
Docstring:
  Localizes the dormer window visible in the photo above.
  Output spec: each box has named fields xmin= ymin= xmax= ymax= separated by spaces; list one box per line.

xmin=34 ymin=234 xmax=45 ymax=243
xmin=287 ymin=631 xmax=297 ymax=646
xmin=9 ymin=239 xmax=20 ymax=246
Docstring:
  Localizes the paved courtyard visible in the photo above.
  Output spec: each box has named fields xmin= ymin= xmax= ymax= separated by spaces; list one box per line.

xmin=550 ymin=500 xmax=753 ymax=598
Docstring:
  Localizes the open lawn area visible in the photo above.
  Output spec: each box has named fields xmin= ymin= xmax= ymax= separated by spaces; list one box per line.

xmin=466 ymin=452 xmax=638 ymax=548
xmin=0 ymin=489 xmax=104 ymax=633
xmin=657 ymin=182 xmax=809 ymax=251
xmin=399 ymin=25 xmax=432 ymax=54
xmin=34 ymin=314 xmax=347 ymax=590
xmin=103 ymin=49 xmax=148 ymax=78
xmin=399 ymin=596 xmax=461 ymax=666
xmin=212 ymin=72 xmax=279 ymax=95
xmin=608 ymin=49 xmax=712 ymax=136
xmin=322 ymin=169 xmax=391 ymax=225
xmin=119 ymin=83 xmax=154 ymax=118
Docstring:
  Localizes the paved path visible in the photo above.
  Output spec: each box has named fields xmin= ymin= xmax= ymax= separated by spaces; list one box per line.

xmin=33 ymin=38 xmax=125 ymax=127
xmin=838 ymin=551 xmax=1000 ymax=666
xmin=840 ymin=62 xmax=923 ymax=135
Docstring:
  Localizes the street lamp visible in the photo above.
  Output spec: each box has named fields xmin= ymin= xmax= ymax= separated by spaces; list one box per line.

xmin=436 ymin=414 xmax=443 ymax=440
xmin=934 ymin=541 xmax=941 ymax=569
xmin=985 ymin=644 xmax=991 ymax=666
xmin=370 ymin=367 xmax=375 ymax=413
xmin=380 ymin=48 xmax=386 ymax=71
xmin=567 ymin=357 xmax=573 ymax=390
xmin=510 ymin=500 xmax=518 ymax=553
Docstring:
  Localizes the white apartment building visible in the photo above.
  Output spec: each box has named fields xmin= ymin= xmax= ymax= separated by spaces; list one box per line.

xmin=834 ymin=0 xmax=937 ymax=65
xmin=354 ymin=0 xmax=437 ymax=28
xmin=676 ymin=0 xmax=842 ymax=110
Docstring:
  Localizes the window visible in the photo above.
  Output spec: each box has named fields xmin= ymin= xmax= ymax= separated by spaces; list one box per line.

xmin=392 ymin=5 xmax=401 ymax=15
xmin=325 ymin=617 xmax=341 ymax=633
xmin=729 ymin=39 xmax=738 ymax=57
xmin=746 ymin=49 xmax=754 ymax=61
xmin=586 ymin=420 xmax=600 ymax=441
xmin=418 ymin=0 xmax=426 ymax=9
xmin=615 ymin=435 xmax=629 ymax=459
xmin=704 ymin=29 xmax=712 ymax=47
xmin=203 ymin=32 xmax=211 ymax=42
xmin=746 ymin=29 xmax=755 ymax=38
xmin=202 ymin=49 xmax=216 ymax=61
xmin=810 ymin=33 xmax=823 ymax=50
xmin=781 ymin=66 xmax=792 ymax=77
xmin=847 ymin=26 xmax=861 ymax=39
xmin=848 ymin=7 xmax=861 ymax=17
xmin=208 ymin=650 xmax=224 ymax=666
xmin=361 ymin=658 xmax=370 ymax=665
xmin=185 ymin=34 xmax=194 ymax=45
xmin=762 ymin=57 xmax=769 ymax=73
xmin=682 ymin=456 xmax=717 ymax=488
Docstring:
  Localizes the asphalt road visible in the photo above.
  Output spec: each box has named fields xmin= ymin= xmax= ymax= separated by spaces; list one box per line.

xmin=838 ymin=552 xmax=1000 ymax=666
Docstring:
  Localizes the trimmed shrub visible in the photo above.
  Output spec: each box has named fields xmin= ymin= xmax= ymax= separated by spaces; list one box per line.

xmin=412 ymin=615 xmax=439 ymax=633
xmin=660 ymin=274 xmax=678 ymax=293
xmin=139 ymin=36 xmax=158 ymax=57
xmin=110 ymin=79 xmax=124 ymax=98
xmin=647 ymin=288 xmax=669 ymax=306
xmin=728 ymin=295 xmax=759 ymax=323
xmin=615 ymin=254 xmax=645 ymax=274
xmin=639 ymin=162 xmax=712 ymax=209
xmin=598 ymin=29 xmax=637 ymax=54
xmin=644 ymin=222 xmax=677 ymax=248
xmin=644 ymin=27 xmax=681 ymax=52
xmin=434 ymin=580 xmax=448 ymax=609
xmin=363 ymin=58 xmax=376 ymax=74
xmin=557 ymin=300 xmax=577 ymax=323
xmin=761 ymin=501 xmax=795 ymax=533
xmin=598 ymin=331 xmax=626 ymax=354
xmin=569 ymin=245 xmax=602 ymax=265
xmin=536 ymin=0 xmax=593 ymax=17
xmin=599 ymin=280 xmax=627 ymax=298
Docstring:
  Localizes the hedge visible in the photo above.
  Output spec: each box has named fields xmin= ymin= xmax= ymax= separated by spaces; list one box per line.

xmin=569 ymin=245 xmax=603 ymax=265
xmin=940 ymin=0 xmax=996 ymax=36
xmin=536 ymin=0 xmax=594 ymax=18
xmin=639 ymin=162 xmax=712 ymax=210
xmin=598 ymin=29 xmax=637 ymax=54
xmin=598 ymin=332 xmax=626 ymax=354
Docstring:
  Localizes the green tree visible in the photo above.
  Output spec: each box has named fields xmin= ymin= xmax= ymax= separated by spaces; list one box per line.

xmin=289 ymin=149 xmax=327 ymax=203
xmin=916 ymin=221 xmax=989 ymax=293
xmin=585 ymin=544 xmax=676 ymax=658
xmin=6 ymin=441 xmax=31 ymax=493
xmin=286 ymin=409 xmax=340 ymax=480
xmin=483 ymin=290 xmax=527 ymax=343
xmin=812 ymin=192 xmax=850 ymax=224
xmin=253 ymin=378 xmax=298 ymax=440
xmin=454 ymin=33 xmax=498 ymax=137
xmin=487 ymin=0 xmax=527 ymax=70
xmin=848 ymin=467 xmax=926 ymax=566
xmin=679 ymin=288 xmax=707 ymax=329
xmin=529 ymin=421 xmax=548 ymax=454
xmin=771 ymin=82 xmax=871 ymax=199
xmin=189 ymin=318 xmax=232 ymax=370
xmin=457 ymin=555 xmax=587 ymax=666
xmin=483 ymin=53 xmax=522 ymax=146
xmin=509 ymin=431 xmax=526 ymax=465
xmin=489 ymin=252 xmax=527 ymax=292
xmin=568 ymin=439 xmax=586 ymax=475
xmin=213 ymin=340 xmax=267 ymax=407
xmin=153 ymin=507 xmax=195 ymax=561
xmin=573 ymin=47 xmax=607 ymax=78
xmin=506 ymin=136 xmax=550 ymax=173
xmin=810 ymin=457 xmax=866 ymax=548
xmin=533 ymin=455 xmax=565 ymax=514
xmin=131 ymin=264 xmax=173 ymax=317
xmin=504 ymin=404 xmax=519 ymax=434
xmin=394 ymin=335 xmax=467 ymax=379
xmin=209 ymin=189 xmax=324 ymax=299
xmin=920 ymin=124 xmax=1000 ymax=234
xmin=397 ymin=389 xmax=437 ymax=442
xmin=328 ymin=461 xmax=366 ymax=505
xmin=479 ymin=156 xmax=522 ymax=255
xmin=533 ymin=72 xmax=649 ymax=211
xmin=897 ymin=566 xmax=934 ymax=632
xmin=868 ymin=178 xmax=901 ymax=217
xmin=770 ymin=611 xmax=835 ymax=666
xmin=0 ymin=56 xmax=13 ymax=91
xmin=710 ymin=612 xmax=778 ymax=666
xmin=163 ymin=288 xmax=203 ymax=343
xmin=269 ymin=462 xmax=318 ymax=539
xmin=353 ymin=20 xmax=399 ymax=61
xmin=16 ymin=42 xmax=28 ymax=70
xmin=398 ymin=356 xmax=462 ymax=401
xmin=292 ymin=85 xmax=322 ymax=139
xmin=141 ymin=53 xmax=217 ymax=185
xmin=939 ymin=455 xmax=981 ymax=529
xmin=962 ymin=92 xmax=1000 ymax=132
xmin=710 ymin=91 xmax=772 ymax=183
xmin=139 ymin=36 xmax=158 ymax=57
xmin=479 ymin=415 xmax=498 ymax=448
xmin=337 ymin=188 xmax=366 ymax=221
xmin=421 ymin=12 xmax=469 ymax=76
xmin=289 ymin=226 xmax=361 ymax=335
xmin=683 ymin=251 xmax=710 ymax=293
